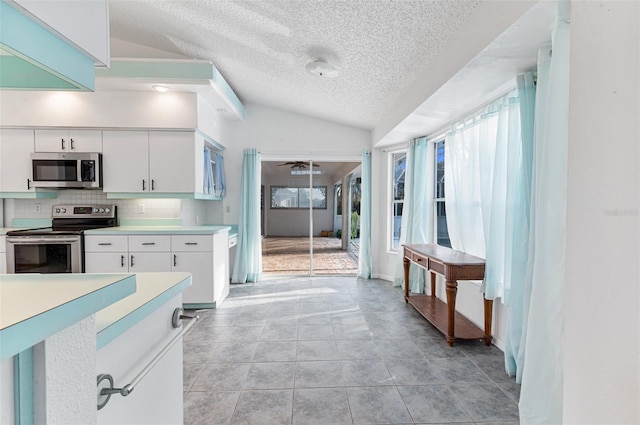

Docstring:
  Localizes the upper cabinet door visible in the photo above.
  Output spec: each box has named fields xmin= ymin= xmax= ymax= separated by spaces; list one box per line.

xmin=102 ymin=131 xmax=149 ymax=193
xmin=0 ymin=129 xmax=35 ymax=192
xmin=35 ymin=129 xmax=102 ymax=152
xmin=149 ymin=131 xmax=197 ymax=193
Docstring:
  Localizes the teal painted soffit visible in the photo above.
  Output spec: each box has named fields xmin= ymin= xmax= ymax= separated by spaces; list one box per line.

xmin=0 ymin=1 xmax=95 ymax=91
xmin=95 ymin=59 xmax=245 ymax=119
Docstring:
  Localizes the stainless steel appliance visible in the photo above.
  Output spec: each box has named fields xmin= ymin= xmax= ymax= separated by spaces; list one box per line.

xmin=6 ymin=204 xmax=117 ymax=273
xmin=30 ymin=152 xmax=102 ymax=189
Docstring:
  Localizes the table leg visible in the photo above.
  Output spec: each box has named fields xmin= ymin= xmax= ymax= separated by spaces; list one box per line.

xmin=403 ymin=256 xmax=410 ymax=302
xmin=483 ymin=298 xmax=494 ymax=346
xmin=445 ymin=280 xmax=457 ymax=346
xmin=430 ymin=272 xmax=436 ymax=297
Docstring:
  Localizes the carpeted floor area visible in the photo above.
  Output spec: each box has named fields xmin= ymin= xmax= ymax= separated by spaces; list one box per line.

xmin=262 ymin=237 xmax=358 ymax=275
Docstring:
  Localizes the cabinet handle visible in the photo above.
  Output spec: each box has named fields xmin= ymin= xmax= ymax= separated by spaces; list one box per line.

xmin=27 ymin=179 xmax=31 ymax=190
xmin=70 ymin=138 xmax=75 ymax=150
xmin=185 ymin=242 xmax=198 ymax=245
xmin=142 ymin=180 xmax=146 ymax=191
xmin=121 ymin=255 xmax=125 ymax=267
xmin=141 ymin=242 xmax=155 ymax=246
xmin=130 ymin=255 xmax=135 ymax=267
xmin=151 ymin=179 xmax=155 ymax=191
xmin=98 ymin=242 xmax=112 ymax=246
xmin=61 ymin=138 xmax=65 ymax=150
xmin=173 ymin=254 xmax=177 ymax=267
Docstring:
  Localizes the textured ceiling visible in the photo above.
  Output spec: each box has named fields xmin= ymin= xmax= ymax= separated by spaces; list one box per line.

xmin=108 ymin=0 xmax=481 ymax=130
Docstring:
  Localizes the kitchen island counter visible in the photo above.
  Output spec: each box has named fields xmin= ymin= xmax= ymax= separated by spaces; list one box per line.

xmin=0 ymin=273 xmax=136 ymax=360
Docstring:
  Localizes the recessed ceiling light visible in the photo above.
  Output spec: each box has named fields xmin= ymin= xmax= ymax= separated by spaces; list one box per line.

xmin=152 ymin=84 xmax=171 ymax=92
xmin=305 ymin=60 xmax=338 ymax=79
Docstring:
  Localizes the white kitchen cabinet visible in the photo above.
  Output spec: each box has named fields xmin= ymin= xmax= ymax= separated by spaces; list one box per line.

xmin=172 ymin=231 xmax=229 ymax=307
xmin=85 ymin=230 xmax=229 ymax=307
xmin=129 ymin=252 xmax=172 ymax=272
xmin=34 ymin=129 xmax=102 ymax=153
xmin=0 ymin=129 xmax=35 ymax=193
xmin=103 ymin=131 xmax=202 ymax=194
xmin=129 ymin=235 xmax=171 ymax=272
xmin=85 ymin=235 xmax=171 ymax=273
xmin=85 ymin=235 xmax=128 ymax=273
xmin=102 ymin=131 xmax=149 ymax=193
xmin=149 ymin=132 xmax=201 ymax=193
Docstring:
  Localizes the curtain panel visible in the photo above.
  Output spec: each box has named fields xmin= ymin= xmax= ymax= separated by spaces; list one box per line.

xmin=357 ymin=150 xmax=372 ymax=279
xmin=444 ymin=90 xmax=522 ymax=299
xmin=519 ymin=3 xmax=571 ymax=422
xmin=203 ymin=147 xmax=215 ymax=194
xmin=214 ymin=153 xmax=226 ymax=197
xmin=232 ymin=148 xmax=262 ymax=283
xmin=392 ymin=137 xmax=434 ymax=293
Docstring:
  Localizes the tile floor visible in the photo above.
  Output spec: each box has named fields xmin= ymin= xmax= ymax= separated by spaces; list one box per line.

xmin=183 ymin=276 xmax=520 ymax=425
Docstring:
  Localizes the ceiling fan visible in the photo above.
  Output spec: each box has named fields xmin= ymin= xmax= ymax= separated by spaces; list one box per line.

xmin=277 ymin=161 xmax=320 ymax=169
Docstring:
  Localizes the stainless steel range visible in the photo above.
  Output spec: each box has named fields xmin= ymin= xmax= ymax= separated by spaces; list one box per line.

xmin=6 ymin=204 xmax=117 ymax=273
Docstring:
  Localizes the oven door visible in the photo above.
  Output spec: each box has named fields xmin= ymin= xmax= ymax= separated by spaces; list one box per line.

xmin=6 ymin=235 xmax=83 ymax=273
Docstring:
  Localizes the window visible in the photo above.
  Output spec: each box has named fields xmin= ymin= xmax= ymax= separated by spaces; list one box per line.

xmin=270 ymin=186 xmax=327 ymax=209
xmin=391 ymin=151 xmax=406 ymax=250
xmin=434 ymin=140 xmax=451 ymax=247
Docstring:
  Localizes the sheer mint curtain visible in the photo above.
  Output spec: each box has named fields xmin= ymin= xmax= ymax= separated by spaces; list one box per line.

xmin=519 ymin=3 xmax=570 ymax=423
xmin=357 ymin=151 xmax=372 ymax=278
xmin=445 ymin=90 xmax=522 ymax=286
xmin=214 ymin=153 xmax=226 ymax=197
xmin=393 ymin=137 xmax=434 ymax=293
xmin=232 ymin=148 xmax=262 ymax=283
xmin=504 ymin=72 xmax=536 ymax=379
xmin=203 ymin=147 xmax=214 ymax=194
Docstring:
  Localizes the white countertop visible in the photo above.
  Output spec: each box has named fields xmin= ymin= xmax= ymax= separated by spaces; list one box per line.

xmin=96 ymin=272 xmax=192 ymax=348
xmin=0 ymin=273 xmax=136 ymax=359
xmin=85 ymin=225 xmax=231 ymax=235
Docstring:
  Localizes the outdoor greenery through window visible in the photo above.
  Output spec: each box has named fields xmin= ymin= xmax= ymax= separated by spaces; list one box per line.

xmin=270 ymin=186 xmax=327 ymax=209
xmin=391 ymin=151 xmax=406 ymax=250
xmin=435 ymin=140 xmax=451 ymax=247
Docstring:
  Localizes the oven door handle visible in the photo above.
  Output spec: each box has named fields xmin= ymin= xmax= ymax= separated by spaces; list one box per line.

xmin=6 ymin=237 xmax=80 ymax=244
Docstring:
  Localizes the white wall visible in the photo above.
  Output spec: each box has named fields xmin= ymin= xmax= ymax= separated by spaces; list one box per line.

xmin=225 ymin=102 xmax=371 ymax=226
xmin=563 ymin=1 xmax=639 ymax=423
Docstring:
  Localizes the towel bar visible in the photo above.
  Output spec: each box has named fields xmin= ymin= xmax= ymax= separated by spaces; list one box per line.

xmin=96 ymin=307 xmax=199 ymax=410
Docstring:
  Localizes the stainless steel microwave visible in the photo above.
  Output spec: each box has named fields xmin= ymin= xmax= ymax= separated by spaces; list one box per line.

xmin=31 ymin=152 xmax=102 ymax=189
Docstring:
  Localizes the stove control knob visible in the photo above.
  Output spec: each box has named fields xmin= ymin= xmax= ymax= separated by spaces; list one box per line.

xmin=55 ymin=208 xmax=60 ymax=213
xmin=61 ymin=208 xmax=66 ymax=213
xmin=105 ymin=208 xmax=111 ymax=213
xmin=93 ymin=208 xmax=99 ymax=213
xmin=99 ymin=208 xmax=105 ymax=213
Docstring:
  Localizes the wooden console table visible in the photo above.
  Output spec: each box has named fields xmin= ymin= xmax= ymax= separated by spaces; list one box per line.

xmin=403 ymin=244 xmax=493 ymax=347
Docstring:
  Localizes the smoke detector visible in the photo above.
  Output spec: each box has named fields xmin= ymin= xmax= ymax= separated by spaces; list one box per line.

xmin=305 ymin=59 xmax=338 ymax=79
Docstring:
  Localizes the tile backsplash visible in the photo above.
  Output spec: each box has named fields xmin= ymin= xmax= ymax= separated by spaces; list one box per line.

xmin=6 ymin=190 xmax=224 ymax=225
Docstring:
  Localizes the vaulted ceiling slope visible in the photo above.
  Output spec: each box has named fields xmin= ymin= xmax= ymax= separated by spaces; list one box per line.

xmin=108 ymin=1 xmax=545 ymax=144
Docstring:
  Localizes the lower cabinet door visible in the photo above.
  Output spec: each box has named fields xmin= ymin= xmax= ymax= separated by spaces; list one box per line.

xmin=85 ymin=252 xmax=129 ymax=273
xmin=129 ymin=252 xmax=171 ymax=272
xmin=172 ymin=252 xmax=213 ymax=304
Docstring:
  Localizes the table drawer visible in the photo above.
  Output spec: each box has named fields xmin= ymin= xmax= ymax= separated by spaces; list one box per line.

xmin=85 ymin=235 xmax=128 ymax=252
xmin=171 ymin=235 xmax=213 ymax=252
xmin=411 ymin=253 xmax=428 ymax=267
xmin=128 ymin=235 xmax=171 ymax=252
